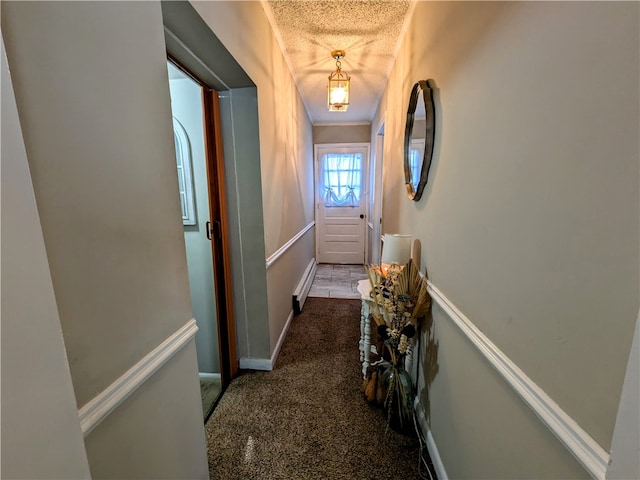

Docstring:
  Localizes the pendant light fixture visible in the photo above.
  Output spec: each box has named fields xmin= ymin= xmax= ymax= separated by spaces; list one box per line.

xmin=327 ymin=50 xmax=350 ymax=112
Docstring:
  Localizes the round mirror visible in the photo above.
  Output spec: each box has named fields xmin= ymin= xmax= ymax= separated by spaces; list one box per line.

xmin=404 ymin=80 xmax=435 ymax=201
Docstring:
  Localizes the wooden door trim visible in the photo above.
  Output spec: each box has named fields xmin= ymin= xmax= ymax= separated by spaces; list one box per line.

xmin=168 ymin=54 xmax=238 ymax=382
xmin=202 ymin=89 xmax=238 ymax=382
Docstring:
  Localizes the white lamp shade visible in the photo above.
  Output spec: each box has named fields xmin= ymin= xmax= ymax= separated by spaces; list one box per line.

xmin=381 ymin=234 xmax=412 ymax=266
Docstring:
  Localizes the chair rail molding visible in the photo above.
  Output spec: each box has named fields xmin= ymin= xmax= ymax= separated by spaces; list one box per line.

xmin=426 ymin=281 xmax=609 ymax=480
xmin=265 ymin=221 xmax=315 ymax=269
xmin=78 ymin=319 xmax=198 ymax=436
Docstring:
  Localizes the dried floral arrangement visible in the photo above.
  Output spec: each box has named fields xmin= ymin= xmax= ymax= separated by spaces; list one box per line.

xmin=362 ymin=259 xmax=431 ymax=432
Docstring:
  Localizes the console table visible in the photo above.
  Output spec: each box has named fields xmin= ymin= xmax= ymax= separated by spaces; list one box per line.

xmin=356 ymin=279 xmax=415 ymax=379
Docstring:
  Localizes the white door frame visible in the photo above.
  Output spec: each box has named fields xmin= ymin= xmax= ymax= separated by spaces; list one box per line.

xmin=370 ymin=120 xmax=385 ymax=265
xmin=314 ymin=142 xmax=370 ymax=264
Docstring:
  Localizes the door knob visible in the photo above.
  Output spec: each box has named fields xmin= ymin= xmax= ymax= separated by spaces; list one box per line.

xmin=359 ymin=214 xmax=365 ymax=219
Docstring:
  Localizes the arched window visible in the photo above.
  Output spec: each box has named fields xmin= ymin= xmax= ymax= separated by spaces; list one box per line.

xmin=173 ymin=117 xmax=196 ymax=225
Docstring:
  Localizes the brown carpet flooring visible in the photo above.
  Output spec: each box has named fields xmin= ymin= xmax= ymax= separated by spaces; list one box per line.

xmin=205 ymin=297 xmax=432 ymax=479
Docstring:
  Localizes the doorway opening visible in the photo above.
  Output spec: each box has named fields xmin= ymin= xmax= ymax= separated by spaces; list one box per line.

xmin=166 ymin=59 xmax=236 ymax=420
xmin=314 ymin=143 xmax=370 ymax=265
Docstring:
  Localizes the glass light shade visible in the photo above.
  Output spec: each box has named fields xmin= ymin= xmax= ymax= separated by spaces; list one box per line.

xmin=328 ymin=74 xmax=350 ymax=112
xmin=381 ymin=234 xmax=412 ymax=272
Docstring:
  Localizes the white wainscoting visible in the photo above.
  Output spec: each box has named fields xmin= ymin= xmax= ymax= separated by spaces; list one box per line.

xmin=78 ymin=319 xmax=198 ymax=437
xmin=426 ymin=282 xmax=609 ymax=479
xmin=239 ymin=310 xmax=295 ymax=371
xmin=265 ymin=221 xmax=315 ymax=269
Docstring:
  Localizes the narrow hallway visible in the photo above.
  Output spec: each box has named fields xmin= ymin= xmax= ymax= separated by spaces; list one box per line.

xmin=204 ymin=296 xmax=434 ymax=479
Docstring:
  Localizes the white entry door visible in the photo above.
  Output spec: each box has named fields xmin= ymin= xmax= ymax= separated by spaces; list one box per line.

xmin=315 ymin=144 xmax=369 ymax=264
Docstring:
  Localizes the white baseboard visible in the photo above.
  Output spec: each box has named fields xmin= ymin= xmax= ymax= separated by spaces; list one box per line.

xmin=199 ymin=372 xmax=221 ymax=382
xmin=271 ymin=309 xmax=295 ymax=368
xmin=78 ymin=319 xmax=198 ymax=436
xmin=239 ymin=310 xmax=295 ymax=371
xmin=427 ymin=282 xmax=609 ymax=479
xmin=414 ymin=398 xmax=449 ymax=480
xmin=293 ymin=258 xmax=316 ymax=314
xmin=427 ymin=430 xmax=448 ymax=480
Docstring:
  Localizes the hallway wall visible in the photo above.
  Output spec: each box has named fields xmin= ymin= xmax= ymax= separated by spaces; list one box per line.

xmin=373 ymin=2 xmax=639 ymax=478
xmin=313 ymin=124 xmax=372 ymax=144
xmin=218 ymin=87 xmax=271 ymax=360
xmin=1 ymin=2 xmax=208 ymax=478
xmin=1 ymin=35 xmax=91 ymax=479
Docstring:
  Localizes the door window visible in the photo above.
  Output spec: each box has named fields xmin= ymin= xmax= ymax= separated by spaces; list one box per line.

xmin=320 ymin=152 xmax=362 ymax=207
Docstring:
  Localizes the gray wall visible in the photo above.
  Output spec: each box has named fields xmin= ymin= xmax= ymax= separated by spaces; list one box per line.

xmin=313 ymin=124 xmax=371 ymax=144
xmin=1 ymin=36 xmax=91 ymax=480
xmin=169 ymin=73 xmax=220 ymax=374
xmin=374 ymin=1 xmax=639 ymax=477
xmin=606 ymin=312 xmax=640 ymax=479
xmin=219 ymin=87 xmax=271 ymax=359
xmin=1 ymin=1 xmax=208 ymax=477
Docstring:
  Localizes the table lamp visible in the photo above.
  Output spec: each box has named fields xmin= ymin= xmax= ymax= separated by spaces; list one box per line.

xmin=380 ymin=234 xmax=412 ymax=273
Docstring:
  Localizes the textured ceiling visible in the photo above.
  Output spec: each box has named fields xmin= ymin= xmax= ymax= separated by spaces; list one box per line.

xmin=263 ymin=0 xmax=412 ymax=125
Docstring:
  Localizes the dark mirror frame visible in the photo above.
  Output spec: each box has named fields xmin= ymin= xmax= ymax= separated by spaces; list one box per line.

xmin=404 ymin=79 xmax=435 ymax=201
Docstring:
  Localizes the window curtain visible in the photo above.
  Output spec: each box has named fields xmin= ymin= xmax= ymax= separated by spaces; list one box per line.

xmin=320 ymin=153 xmax=362 ymax=206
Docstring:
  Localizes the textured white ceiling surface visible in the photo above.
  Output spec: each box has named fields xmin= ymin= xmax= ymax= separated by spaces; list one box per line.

xmin=263 ymin=0 xmax=412 ymax=125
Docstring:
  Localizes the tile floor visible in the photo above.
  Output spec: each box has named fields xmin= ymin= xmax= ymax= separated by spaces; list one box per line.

xmin=308 ymin=263 xmax=369 ymax=299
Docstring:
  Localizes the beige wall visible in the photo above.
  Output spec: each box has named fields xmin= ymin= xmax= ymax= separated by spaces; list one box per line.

xmin=192 ymin=1 xmax=315 ymax=360
xmin=313 ymin=124 xmax=371 ymax=144
xmin=374 ymin=1 xmax=639 ymax=477
xmin=2 ymin=1 xmax=208 ymax=477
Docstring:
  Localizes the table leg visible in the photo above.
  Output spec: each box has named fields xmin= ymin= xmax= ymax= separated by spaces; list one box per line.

xmin=362 ymin=313 xmax=371 ymax=378
xmin=404 ymin=341 xmax=414 ymax=376
xmin=359 ymin=303 xmax=366 ymax=362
